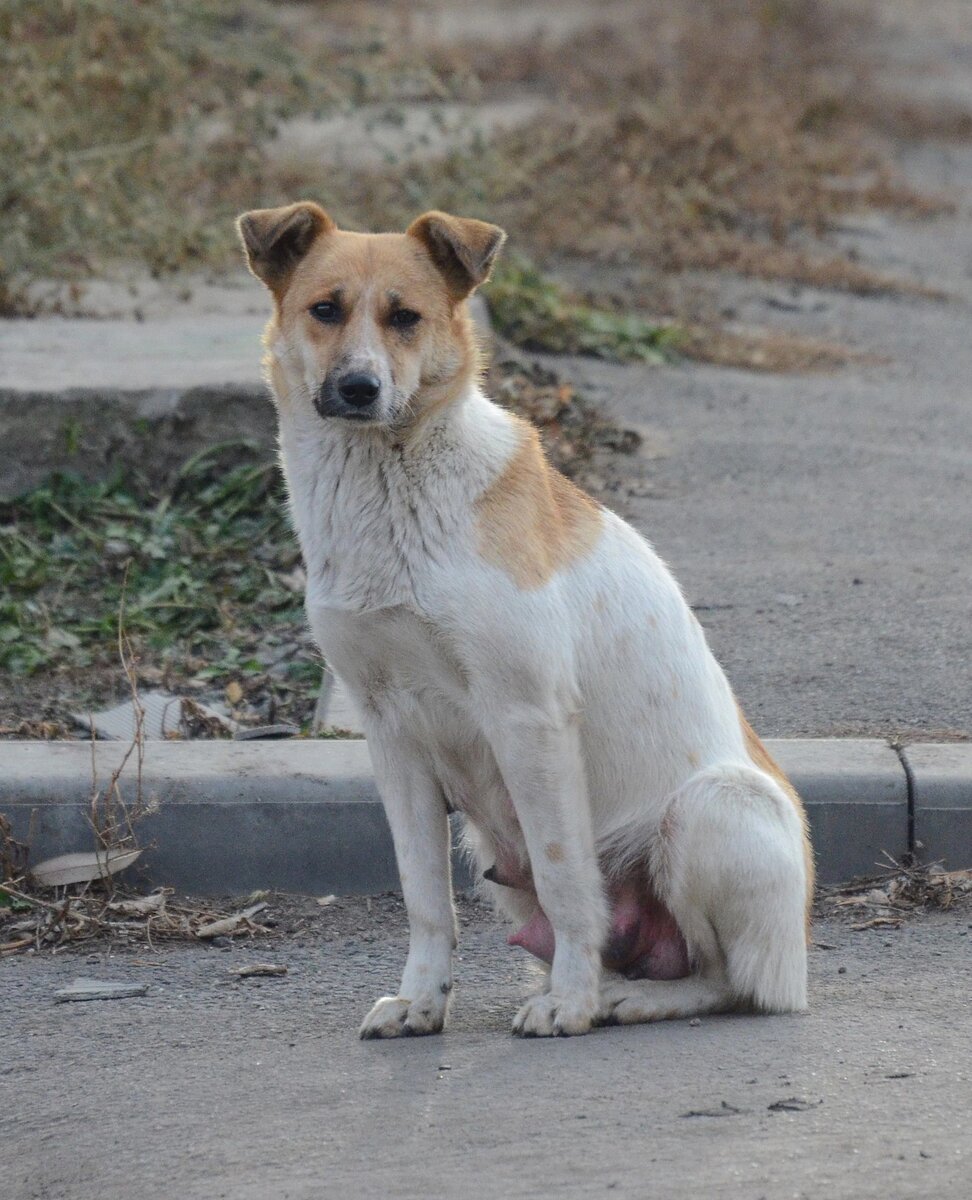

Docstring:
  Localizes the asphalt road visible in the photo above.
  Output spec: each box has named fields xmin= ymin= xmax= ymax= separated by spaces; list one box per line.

xmin=2 ymin=896 xmax=969 ymax=1200
xmin=565 ymin=138 xmax=972 ymax=740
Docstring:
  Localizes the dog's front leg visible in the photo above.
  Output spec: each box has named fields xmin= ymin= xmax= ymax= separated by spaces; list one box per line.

xmin=489 ymin=705 xmax=608 ymax=1037
xmin=359 ymin=734 xmax=456 ymax=1039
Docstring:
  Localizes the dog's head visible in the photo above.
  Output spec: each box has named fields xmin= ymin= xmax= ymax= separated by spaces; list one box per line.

xmin=237 ymin=203 xmax=505 ymax=429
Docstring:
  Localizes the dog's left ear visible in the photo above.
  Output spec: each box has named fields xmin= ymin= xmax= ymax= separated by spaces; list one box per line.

xmin=236 ymin=202 xmax=335 ymax=293
xmin=407 ymin=211 xmax=506 ymax=300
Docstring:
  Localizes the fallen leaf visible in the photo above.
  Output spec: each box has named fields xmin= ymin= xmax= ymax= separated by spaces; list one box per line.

xmin=682 ymin=1101 xmax=745 ymax=1118
xmin=225 ymin=680 xmax=244 ymax=705
xmin=31 ymin=847 xmax=142 ymax=888
xmin=107 ymin=891 xmax=168 ymax=918
xmin=768 ymin=1097 xmax=823 ymax=1112
xmin=196 ymin=902 xmax=268 ymax=940
xmin=0 ymin=937 xmax=34 ymax=955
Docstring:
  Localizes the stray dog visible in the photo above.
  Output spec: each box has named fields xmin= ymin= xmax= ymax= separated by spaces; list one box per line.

xmin=238 ymin=202 xmax=813 ymax=1038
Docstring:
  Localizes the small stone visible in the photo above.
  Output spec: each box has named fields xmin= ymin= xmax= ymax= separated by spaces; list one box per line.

xmin=688 ymin=1017 xmax=702 ymax=1027
xmin=54 ymin=978 xmax=148 ymax=1003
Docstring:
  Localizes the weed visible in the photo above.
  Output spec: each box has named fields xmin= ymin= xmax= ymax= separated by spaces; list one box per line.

xmin=0 ymin=442 xmax=303 ymax=681
xmin=485 ymin=259 xmax=681 ymax=363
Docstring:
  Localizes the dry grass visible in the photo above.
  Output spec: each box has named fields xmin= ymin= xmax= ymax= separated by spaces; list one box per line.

xmin=818 ymin=854 xmax=972 ymax=929
xmin=336 ymin=1 xmax=940 ymax=292
xmin=0 ymin=0 xmax=460 ymax=311
xmin=677 ymin=325 xmax=862 ymax=373
xmin=2 ymin=0 xmax=958 ymax=317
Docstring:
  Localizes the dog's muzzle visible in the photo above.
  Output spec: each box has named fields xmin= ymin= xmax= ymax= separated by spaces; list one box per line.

xmin=316 ymin=371 xmax=382 ymax=422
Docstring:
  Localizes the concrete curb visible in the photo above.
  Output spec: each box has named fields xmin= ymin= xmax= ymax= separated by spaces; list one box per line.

xmin=2 ymin=737 xmax=967 ymax=894
xmin=902 ymin=742 xmax=972 ymax=869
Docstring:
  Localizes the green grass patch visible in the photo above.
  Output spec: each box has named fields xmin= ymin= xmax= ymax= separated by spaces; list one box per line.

xmin=485 ymin=259 xmax=683 ymax=364
xmin=0 ymin=443 xmax=303 ymax=678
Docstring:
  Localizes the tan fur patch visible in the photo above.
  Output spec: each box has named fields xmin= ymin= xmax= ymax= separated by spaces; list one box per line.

xmin=544 ymin=841 xmax=566 ymax=863
xmin=475 ymin=421 xmax=603 ymax=588
xmin=738 ymin=705 xmax=816 ymax=929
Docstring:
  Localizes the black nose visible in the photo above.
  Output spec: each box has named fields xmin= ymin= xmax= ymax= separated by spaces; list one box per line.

xmin=337 ymin=372 xmax=381 ymax=407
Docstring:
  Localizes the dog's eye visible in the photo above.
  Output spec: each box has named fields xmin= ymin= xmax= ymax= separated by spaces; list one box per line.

xmin=389 ymin=308 xmax=421 ymax=330
xmin=310 ymin=301 xmax=342 ymax=324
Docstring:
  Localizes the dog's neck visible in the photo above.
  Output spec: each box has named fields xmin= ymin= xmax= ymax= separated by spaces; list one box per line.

xmin=277 ymin=380 xmax=518 ymax=612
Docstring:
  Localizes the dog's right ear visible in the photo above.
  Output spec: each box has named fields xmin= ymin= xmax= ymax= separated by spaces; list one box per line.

xmin=236 ymin=202 xmax=335 ymax=292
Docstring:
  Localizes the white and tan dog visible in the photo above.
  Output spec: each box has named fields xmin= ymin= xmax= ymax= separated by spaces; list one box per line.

xmin=238 ymin=202 xmax=813 ymax=1039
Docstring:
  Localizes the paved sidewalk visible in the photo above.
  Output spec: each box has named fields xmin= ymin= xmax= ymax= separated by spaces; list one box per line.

xmin=2 ymin=899 xmax=969 ymax=1200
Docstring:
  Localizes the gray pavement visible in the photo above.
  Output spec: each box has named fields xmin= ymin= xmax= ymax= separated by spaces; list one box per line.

xmin=2 ymin=900 xmax=969 ymax=1200
xmin=563 ymin=161 xmax=972 ymax=739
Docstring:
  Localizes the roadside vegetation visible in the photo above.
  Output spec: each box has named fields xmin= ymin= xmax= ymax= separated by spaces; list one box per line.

xmin=2 ymin=0 xmax=955 ymax=324
xmin=0 ymin=358 xmax=636 ymax=734
xmin=1 ymin=0 xmax=965 ymax=728
xmin=486 ymin=259 xmax=680 ymax=364
xmin=0 ymin=444 xmax=313 ymax=728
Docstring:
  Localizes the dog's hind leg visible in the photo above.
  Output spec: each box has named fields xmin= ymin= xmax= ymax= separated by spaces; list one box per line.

xmin=597 ymin=973 xmax=732 ymax=1025
xmin=599 ymin=762 xmax=810 ymax=1026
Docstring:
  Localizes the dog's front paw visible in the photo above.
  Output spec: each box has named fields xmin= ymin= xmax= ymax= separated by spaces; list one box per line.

xmin=359 ymin=992 xmax=448 ymax=1040
xmin=512 ymin=992 xmax=596 ymax=1038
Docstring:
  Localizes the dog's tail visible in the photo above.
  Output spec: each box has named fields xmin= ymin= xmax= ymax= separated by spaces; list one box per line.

xmin=598 ymin=763 xmax=810 ymax=1014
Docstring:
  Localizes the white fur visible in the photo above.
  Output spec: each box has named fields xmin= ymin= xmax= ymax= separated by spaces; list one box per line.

xmin=268 ymin=336 xmax=809 ymax=1039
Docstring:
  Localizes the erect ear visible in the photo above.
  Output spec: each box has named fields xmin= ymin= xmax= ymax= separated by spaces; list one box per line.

xmin=407 ymin=211 xmax=506 ymax=300
xmin=236 ymin=202 xmax=335 ymax=292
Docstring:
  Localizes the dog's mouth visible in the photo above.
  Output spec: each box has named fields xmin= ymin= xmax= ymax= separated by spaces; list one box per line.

xmin=314 ymin=388 xmax=382 ymax=424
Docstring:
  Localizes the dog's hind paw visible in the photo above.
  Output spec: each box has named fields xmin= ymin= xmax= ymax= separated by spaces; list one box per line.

xmin=359 ymin=993 xmax=447 ymax=1039
xmin=512 ymin=992 xmax=595 ymax=1038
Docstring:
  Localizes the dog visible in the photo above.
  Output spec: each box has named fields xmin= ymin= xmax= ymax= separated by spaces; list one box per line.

xmin=237 ymin=202 xmax=813 ymax=1038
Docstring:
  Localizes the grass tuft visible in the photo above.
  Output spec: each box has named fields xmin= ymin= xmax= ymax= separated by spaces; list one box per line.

xmin=485 ymin=259 xmax=682 ymax=363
